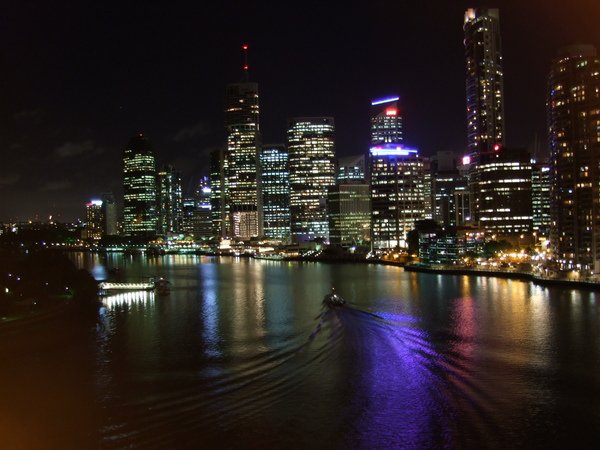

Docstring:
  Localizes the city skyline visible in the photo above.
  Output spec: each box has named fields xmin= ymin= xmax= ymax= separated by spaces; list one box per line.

xmin=1 ymin=0 xmax=599 ymax=221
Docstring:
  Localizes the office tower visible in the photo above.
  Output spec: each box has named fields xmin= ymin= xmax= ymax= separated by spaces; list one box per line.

xmin=194 ymin=176 xmax=213 ymax=240
xmin=431 ymin=152 xmax=470 ymax=228
xmin=369 ymin=96 xmax=426 ymax=249
xmin=101 ymin=192 xmax=118 ymax=236
xmin=371 ymin=96 xmax=402 ymax=144
xmin=531 ymin=161 xmax=551 ymax=237
xmin=337 ymin=154 xmax=366 ymax=183
xmin=84 ymin=200 xmax=103 ymax=241
xmin=260 ymin=144 xmax=290 ymax=240
xmin=122 ymin=133 xmax=158 ymax=237
xmin=469 ymin=146 xmax=532 ymax=239
xmin=209 ymin=147 xmax=227 ymax=238
xmin=548 ymin=45 xmax=600 ymax=271
xmin=225 ymin=48 xmax=261 ymax=240
xmin=157 ymin=165 xmax=183 ymax=235
xmin=370 ymin=145 xmax=427 ymax=249
xmin=464 ymin=8 xmax=505 ymax=158
xmin=328 ymin=183 xmax=371 ymax=246
xmin=288 ymin=117 xmax=336 ymax=243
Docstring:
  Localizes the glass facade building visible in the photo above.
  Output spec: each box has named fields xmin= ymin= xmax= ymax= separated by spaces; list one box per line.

xmin=157 ymin=165 xmax=183 ymax=235
xmin=464 ymin=8 xmax=505 ymax=158
xmin=469 ymin=147 xmax=532 ymax=238
xmin=260 ymin=145 xmax=290 ymax=241
xmin=225 ymin=82 xmax=261 ymax=240
xmin=288 ymin=118 xmax=336 ymax=243
xmin=122 ymin=134 xmax=158 ymax=237
xmin=328 ymin=183 xmax=371 ymax=246
xmin=531 ymin=161 xmax=551 ymax=237
xmin=370 ymin=146 xmax=427 ymax=249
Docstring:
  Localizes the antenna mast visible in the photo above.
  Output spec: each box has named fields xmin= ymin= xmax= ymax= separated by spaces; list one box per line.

xmin=242 ymin=43 xmax=249 ymax=81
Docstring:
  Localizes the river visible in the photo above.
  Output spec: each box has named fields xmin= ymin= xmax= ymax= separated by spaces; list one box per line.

xmin=1 ymin=253 xmax=599 ymax=449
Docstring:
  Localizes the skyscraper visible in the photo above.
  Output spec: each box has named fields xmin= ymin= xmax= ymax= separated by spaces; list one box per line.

xmin=288 ymin=118 xmax=336 ymax=243
xmin=209 ymin=147 xmax=227 ymax=239
xmin=371 ymin=96 xmax=402 ymax=145
xmin=369 ymin=96 xmax=426 ymax=249
xmin=370 ymin=145 xmax=427 ymax=249
xmin=224 ymin=49 xmax=261 ymax=240
xmin=84 ymin=200 xmax=103 ymax=241
xmin=337 ymin=154 xmax=366 ymax=183
xmin=469 ymin=146 xmax=532 ymax=239
xmin=260 ymin=144 xmax=290 ymax=241
xmin=531 ymin=161 xmax=551 ymax=238
xmin=328 ymin=183 xmax=371 ymax=247
xmin=547 ymin=45 xmax=600 ymax=272
xmin=464 ymin=8 xmax=505 ymax=158
xmin=122 ymin=133 xmax=158 ymax=237
xmin=157 ymin=165 xmax=183 ymax=235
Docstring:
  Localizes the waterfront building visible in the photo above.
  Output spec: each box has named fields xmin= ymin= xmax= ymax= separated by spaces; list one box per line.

xmin=328 ymin=182 xmax=371 ymax=246
xmin=337 ymin=154 xmax=366 ymax=183
xmin=431 ymin=152 xmax=470 ymax=228
xmin=369 ymin=96 xmax=426 ymax=249
xmin=370 ymin=145 xmax=427 ymax=249
xmin=287 ymin=117 xmax=336 ymax=243
xmin=157 ymin=165 xmax=183 ymax=235
xmin=209 ymin=147 xmax=227 ymax=239
xmin=464 ymin=8 xmax=505 ymax=158
xmin=101 ymin=192 xmax=118 ymax=236
xmin=531 ymin=161 xmax=551 ymax=237
xmin=84 ymin=200 xmax=103 ymax=241
xmin=419 ymin=226 xmax=485 ymax=265
xmin=547 ymin=45 xmax=600 ymax=272
xmin=469 ymin=146 xmax=532 ymax=240
xmin=260 ymin=144 xmax=290 ymax=241
xmin=122 ymin=133 xmax=158 ymax=237
xmin=225 ymin=77 xmax=261 ymax=240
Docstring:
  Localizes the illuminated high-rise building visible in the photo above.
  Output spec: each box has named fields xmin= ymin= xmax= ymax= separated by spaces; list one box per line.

xmin=531 ymin=160 xmax=551 ymax=237
xmin=371 ymin=96 xmax=402 ymax=145
xmin=328 ymin=183 xmax=371 ymax=246
xmin=337 ymin=154 xmax=366 ymax=183
xmin=431 ymin=152 xmax=470 ymax=228
xmin=225 ymin=47 xmax=261 ymax=240
xmin=122 ymin=133 xmax=158 ymax=237
xmin=369 ymin=96 xmax=426 ymax=249
xmin=370 ymin=145 xmax=427 ymax=249
xmin=288 ymin=118 xmax=336 ymax=243
xmin=260 ymin=144 xmax=290 ymax=240
xmin=84 ymin=200 xmax=103 ymax=241
xmin=464 ymin=8 xmax=505 ymax=157
xmin=469 ymin=146 xmax=532 ymax=239
xmin=209 ymin=147 xmax=227 ymax=238
xmin=548 ymin=45 xmax=600 ymax=271
xmin=157 ymin=165 xmax=183 ymax=235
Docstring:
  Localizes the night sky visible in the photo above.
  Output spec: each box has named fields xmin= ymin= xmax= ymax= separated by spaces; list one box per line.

xmin=1 ymin=0 xmax=599 ymax=221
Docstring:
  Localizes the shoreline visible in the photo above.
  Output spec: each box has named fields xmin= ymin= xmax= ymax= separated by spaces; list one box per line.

xmin=403 ymin=264 xmax=600 ymax=291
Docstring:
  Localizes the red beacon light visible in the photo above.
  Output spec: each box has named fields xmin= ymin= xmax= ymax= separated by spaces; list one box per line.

xmin=242 ymin=44 xmax=249 ymax=50
xmin=385 ymin=108 xmax=398 ymax=116
xmin=493 ymin=144 xmax=501 ymax=151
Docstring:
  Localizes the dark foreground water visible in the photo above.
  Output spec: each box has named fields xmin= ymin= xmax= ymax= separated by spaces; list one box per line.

xmin=1 ymin=253 xmax=600 ymax=449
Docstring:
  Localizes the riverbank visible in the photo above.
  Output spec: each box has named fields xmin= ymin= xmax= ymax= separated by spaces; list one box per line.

xmin=404 ymin=264 xmax=600 ymax=290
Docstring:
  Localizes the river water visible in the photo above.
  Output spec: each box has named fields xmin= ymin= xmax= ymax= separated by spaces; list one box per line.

xmin=1 ymin=253 xmax=600 ymax=449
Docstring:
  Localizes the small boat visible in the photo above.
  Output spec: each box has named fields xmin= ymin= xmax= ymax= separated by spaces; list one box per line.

xmin=153 ymin=277 xmax=171 ymax=295
xmin=323 ymin=288 xmax=345 ymax=307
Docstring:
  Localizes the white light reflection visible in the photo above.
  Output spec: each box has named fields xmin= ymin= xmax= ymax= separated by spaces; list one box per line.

xmin=103 ymin=290 xmax=155 ymax=310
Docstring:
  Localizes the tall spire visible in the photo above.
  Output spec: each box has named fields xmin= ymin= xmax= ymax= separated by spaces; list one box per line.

xmin=242 ymin=43 xmax=249 ymax=81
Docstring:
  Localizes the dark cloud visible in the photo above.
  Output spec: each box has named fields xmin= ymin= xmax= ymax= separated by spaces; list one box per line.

xmin=54 ymin=140 xmax=103 ymax=158
xmin=40 ymin=180 xmax=73 ymax=191
xmin=173 ymin=121 xmax=211 ymax=142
